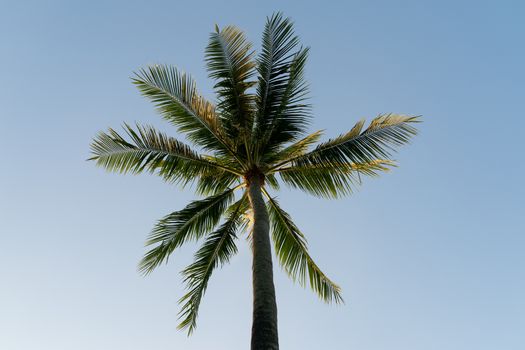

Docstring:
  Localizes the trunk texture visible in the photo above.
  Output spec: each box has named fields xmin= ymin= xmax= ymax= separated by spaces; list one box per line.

xmin=247 ymin=175 xmax=279 ymax=350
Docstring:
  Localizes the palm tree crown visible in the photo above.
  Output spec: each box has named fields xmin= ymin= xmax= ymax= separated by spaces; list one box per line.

xmin=90 ymin=12 xmax=419 ymax=344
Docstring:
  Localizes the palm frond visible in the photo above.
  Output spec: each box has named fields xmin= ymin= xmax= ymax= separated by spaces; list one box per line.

xmin=277 ymin=159 xmax=395 ymax=198
xmin=252 ymin=13 xmax=301 ymax=156
xmin=133 ymin=65 xmax=238 ymax=160
xmin=265 ymin=173 xmax=280 ymax=191
xmin=139 ymin=188 xmax=237 ymax=275
xmin=177 ymin=195 xmax=248 ymax=333
xmin=261 ymin=46 xmax=311 ymax=152
xmin=195 ymin=166 xmax=240 ymax=196
xmin=206 ymin=25 xmax=256 ymax=144
xmin=265 ymin=193 xmax=343 ymax=303
xmin=271 ymin=114 xmax=419 ymax=170
xmin=348 ymin=159 xmax=396 ymax=176
xmin=89 ymin=123 xmax=241 ymax=184
xmin=263 ymin=129 xmax=323 ymax=165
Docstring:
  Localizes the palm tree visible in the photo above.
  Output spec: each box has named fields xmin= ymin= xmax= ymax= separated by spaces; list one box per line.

xmin=90 ymin=13 xmax=419 ymax=350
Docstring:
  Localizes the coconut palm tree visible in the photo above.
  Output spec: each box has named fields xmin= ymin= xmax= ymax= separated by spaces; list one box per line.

xmin=89 ymin=13 xmax=418 ymax=350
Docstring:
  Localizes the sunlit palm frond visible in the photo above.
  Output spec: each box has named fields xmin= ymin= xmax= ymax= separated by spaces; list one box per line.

xmin=133 ymin=65 xmax=237 ymax=159
xmin=276 ymin=159 xmax=395 ymax=198
xmin=138 ymin=188 xmax=237 ymax=275
xmin=178 ymin=195 xmax=248 ymax=334
xmin=265 ymin=194 xmax=343 ymax=303
xmin=206 ymin=25 xmax=256 ymax=143
xmin=90 ymin=123 xmax=240 ymax=184
xmin=348 ymin=159 xmax=396 ymax=176
xmin=263 ymin=129 xmax=323 ymax=165
xmin=272 ymin=114 xmax=419 ymax=170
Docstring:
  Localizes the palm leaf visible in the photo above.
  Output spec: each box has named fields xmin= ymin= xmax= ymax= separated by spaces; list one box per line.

xmin=261 ymin=46 xmax=311 ymax=152
xmin=133 ymin=65 xmax=238 ymax=160
xmin=195 ymin=166 xmax=240 ymax=196
xmin=265 ymin=193 xmax=343 ymax=303
xmin=265 ymin=173 xmax=280 ymax=191
xmin=252 ymin=13 xmax=300 ymax=156
xmin=277 ymin=159 xmax=395 ymax=198
xmin=272 ymin=114 xmax=419 ymax=170
xmin=178 ymin=195 xmax=248 ymax=333
xmin=206 ymin=25 xmax=256 ymax=144
xmin=89 ymin=123 xmax=240 ymax=184
xmin=139 ymin=188 xmax=236 ymax=274
xmin=263 ymin=129 xmax=323 ymax=166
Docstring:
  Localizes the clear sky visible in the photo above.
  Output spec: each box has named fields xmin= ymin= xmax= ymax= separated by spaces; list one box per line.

xmin=1 ymin=0 xmax=524 ymax=349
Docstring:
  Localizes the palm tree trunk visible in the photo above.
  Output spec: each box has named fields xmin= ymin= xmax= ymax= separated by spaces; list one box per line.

xmin=247 ymin=175 xmax=279 ymax=350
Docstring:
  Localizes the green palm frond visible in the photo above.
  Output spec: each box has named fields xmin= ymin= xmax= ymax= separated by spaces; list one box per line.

xmin=225 ymin=192 xmax=252 ymax=235
xmin=206 ymin=25 xmax=256 ymax=143
xmin=195 ymin=167 xmax=240 ymax=196
xmin=252 ymin=13 xmax=300 ymax=154
xmin=133 ymin=65 xmax=237 ymax=159
xmin=139 ymin=188 xmax=237 ymax=275
xmin=90 ymin=123 xmax=240 ymax=183
xmin=276 ymin=159 xmax=395 ymax=198
xmin=265 ymin=193 xmax=343 ymax=303
xmin=272 ymin=114 xmax=419 ymax=170
xmin=265 ymin=173 xmax=280 ymax=191
xmin=178 ymin=195 xmax=248 ymax=333
xmin=261 ymin=46 xmax=311 ymax=152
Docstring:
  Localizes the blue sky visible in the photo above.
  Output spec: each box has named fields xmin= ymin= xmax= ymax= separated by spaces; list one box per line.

xmin=1 ymin=0 xmax=524 ymax=349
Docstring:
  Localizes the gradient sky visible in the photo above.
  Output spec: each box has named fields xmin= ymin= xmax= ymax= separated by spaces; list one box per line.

xmin=1 ymin=1 xmax=524 ymax=349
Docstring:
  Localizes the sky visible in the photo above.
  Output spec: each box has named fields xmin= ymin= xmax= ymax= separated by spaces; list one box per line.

xmin=1 ymin=0 xmax=524 ymax=349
